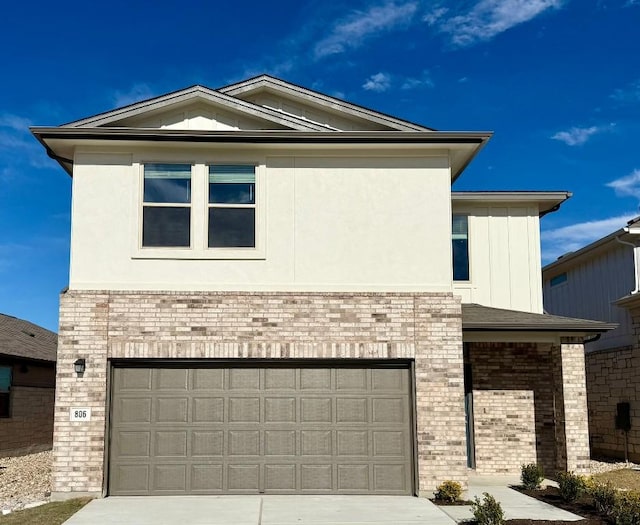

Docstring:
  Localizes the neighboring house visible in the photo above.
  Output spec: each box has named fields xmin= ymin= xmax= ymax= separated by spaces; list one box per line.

xmin=0 ymin=313 xmax=57 ymax=456
xmin=543 ymin=217 xmax=640 ymax=462
xmin=32 ymin=75 xmax=613 ymax=500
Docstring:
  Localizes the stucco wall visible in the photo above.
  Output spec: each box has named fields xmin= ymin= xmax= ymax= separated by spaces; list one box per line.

xmin=69 ymin=149 xmax=452 ymax=292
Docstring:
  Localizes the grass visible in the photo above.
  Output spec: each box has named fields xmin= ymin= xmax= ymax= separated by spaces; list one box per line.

xmin=0 ymin=498 xmax=91 ymax=525
xmin=592 ymin=468 xmax=640 ymax=491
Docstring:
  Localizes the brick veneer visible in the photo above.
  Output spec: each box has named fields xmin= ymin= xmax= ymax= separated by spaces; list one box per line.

xmin=0 ymin=386 xmax=55 ymax=457
xmin=586 ymin=345 xmax=640 ymax=462
xmin=53 ymin=290 xmax=466 ymax=498
xmin=468 ymin=341 xmax=589 ymax=475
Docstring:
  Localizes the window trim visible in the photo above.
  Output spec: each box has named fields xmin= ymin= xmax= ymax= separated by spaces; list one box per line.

xmin=131 ymin=158 xmax=266 ymax=260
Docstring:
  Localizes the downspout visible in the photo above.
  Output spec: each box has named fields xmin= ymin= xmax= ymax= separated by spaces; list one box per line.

xmin=615 ymin=235 xmax=640 ymax=294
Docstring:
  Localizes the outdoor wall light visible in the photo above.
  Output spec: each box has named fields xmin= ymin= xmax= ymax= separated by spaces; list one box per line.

xmin=74 ymin=358 xmax=86 ymax=376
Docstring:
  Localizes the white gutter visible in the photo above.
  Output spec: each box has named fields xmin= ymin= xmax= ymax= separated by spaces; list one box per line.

xmin=616 ymin=229 xmax=640 ymax=294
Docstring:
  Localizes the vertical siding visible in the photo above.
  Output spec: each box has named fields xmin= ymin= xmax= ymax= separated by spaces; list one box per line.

xmin=453 ymin=204 xmax=543 ymax=313
xmin=543 ymin=244 xmax=635 ymax=351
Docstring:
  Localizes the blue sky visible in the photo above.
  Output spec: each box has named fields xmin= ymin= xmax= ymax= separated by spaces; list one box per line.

xmin=1 ymin=0 xmax=639 ymax=331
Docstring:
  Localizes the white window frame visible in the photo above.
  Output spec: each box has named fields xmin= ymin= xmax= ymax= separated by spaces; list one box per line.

xmin=131 ymin=156 xmax=266 ymax=260
xmin=452 ymin=213 xmax=471 ymax=282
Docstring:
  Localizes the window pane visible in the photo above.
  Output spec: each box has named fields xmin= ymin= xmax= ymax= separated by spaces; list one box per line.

xmin=209 ymin=208 xmax=255 ymax=248
xmin=209 ymin=165 xmax=255 ymax=183
xmin=143 ymin=207 xmax=190 ymax=247
xmin=453 ymin=239 xmax=469 ymax=281
xmin=209 ymin=183 xmax=255 ymax=204
xmin=144 ymin=164 xmax=191 ymax=203
xmin=0 ymin=367 xmax=11 ymax=392
xmin=0 ymin=393 xmax=9 ymax=418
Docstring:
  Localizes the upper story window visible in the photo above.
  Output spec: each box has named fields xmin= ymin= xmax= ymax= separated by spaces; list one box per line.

xmin=208 ymin=165 xmax=256 ymax=248
xmin=452 ymin=214 xmax=469 ymax=281
xmin=0 ymin=366 xmax=11 ymax=418
xmin=142 ymin=164 xmax=191 ymax=247
xmin=550 ymin=272 xmax=568 ymax=287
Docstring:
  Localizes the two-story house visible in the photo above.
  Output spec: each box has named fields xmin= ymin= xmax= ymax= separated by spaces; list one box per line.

xmin=32 ymin=75 xmax=613 ymax=500
xmin=543 ymin=217 xmax=640 ymax=462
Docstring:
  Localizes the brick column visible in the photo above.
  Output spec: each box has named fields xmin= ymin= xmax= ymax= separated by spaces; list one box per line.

xmin=51 ymin=291 xmax=109 ymax=499
xmin=552 ymin=339 xmax=590 ymax=473
xmin=414 ymin=294 xmax=467 ymax=495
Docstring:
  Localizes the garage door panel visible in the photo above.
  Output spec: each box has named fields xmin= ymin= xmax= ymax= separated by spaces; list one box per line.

xmin=153 ymin=464 xmax=187 ymax=491
xmin=193 ymin=397 xmax=224 ymax=422
xmin=155 ymin=431 xmax=187 ymax=457
xmin=156 ymin=398 xmax=188 ymax=423
xmin=229 ymin=397 xmax=260 ymax=422
xmin=192 ymin=431 xmax=223 ymax=456
xmin=110 ymin=365 xmax=413 ymax=496
xmin=191 ymin=464 xmax=223 ymax=491
xmin=155 ymin=369 xmax=189 ymax=390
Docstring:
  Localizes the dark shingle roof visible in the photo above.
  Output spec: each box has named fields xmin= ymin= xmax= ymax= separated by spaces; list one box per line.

xmin=462 ymin=304 xmax=617 ymax=332
xmin=0 ymin=313 xmax=57 ymax=362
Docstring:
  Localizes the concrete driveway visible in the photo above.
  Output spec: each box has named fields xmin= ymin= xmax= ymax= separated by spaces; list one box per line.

xmin=63 ymin=495 xmax=455 ymax=525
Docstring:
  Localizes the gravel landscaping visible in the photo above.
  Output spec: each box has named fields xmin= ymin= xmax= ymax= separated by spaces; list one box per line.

xmin=0 ymin=451 xmax=52 ymax=513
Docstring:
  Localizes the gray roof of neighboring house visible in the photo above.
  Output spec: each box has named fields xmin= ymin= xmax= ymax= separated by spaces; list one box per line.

xmin=462 ymin=304 xmax=617 ymax=332
xmin=0 ymin=313 xmax=57 ymax=362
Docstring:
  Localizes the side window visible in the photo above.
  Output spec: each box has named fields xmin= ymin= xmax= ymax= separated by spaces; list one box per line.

xmin=0 ymin=366 xmax=11 ymax=418
xmin=142 ymin=164 xmax=192 ymax=247
xmin=208 ymin=165 xmax=256 ymax=248
xmin=452 ymin=214 xmax=469 ymax=281
xmin=550 ymin=273 xmax=568 ymax=287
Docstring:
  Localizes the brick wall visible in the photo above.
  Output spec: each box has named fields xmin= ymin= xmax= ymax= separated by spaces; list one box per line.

xmin=53 ymin=290 xmax=466 ymax=498
xmin=586 ymin=345 xmax=640 ymax=462
xmin=468 ymin=343 xmax=556 ymax=475
xmin=0 ymin=386 xmax=55 ymax=457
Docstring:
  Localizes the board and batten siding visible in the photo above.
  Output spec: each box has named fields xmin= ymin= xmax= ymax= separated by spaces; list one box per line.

xmin=452 ymin=205 xmax=543 ymax=313
xmin=543 ymin=243 xmax=635 ymax=352
xmin=69 ymin=149 xmax=453 ymax=292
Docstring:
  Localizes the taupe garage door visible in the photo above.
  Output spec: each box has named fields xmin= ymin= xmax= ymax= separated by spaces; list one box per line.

xmin=108 ymin=364 xmax=413 ymax=495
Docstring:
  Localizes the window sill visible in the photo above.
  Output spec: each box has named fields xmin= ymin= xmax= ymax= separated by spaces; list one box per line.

xmin=132 ymin=247 xmax=266 ymax=260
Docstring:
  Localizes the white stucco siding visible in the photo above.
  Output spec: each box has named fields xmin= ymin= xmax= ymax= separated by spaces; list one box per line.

xmin=69 ymin=149 xmax=452 ymax=292
xmin=543 ymin=244 xmax=635 ymax=351
xmin=452 ymin=205 xmax=543 ymax=313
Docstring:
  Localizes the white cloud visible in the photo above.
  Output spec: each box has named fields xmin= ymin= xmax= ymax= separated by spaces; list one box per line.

xmin=423 ymin=6 xmax=449 ymax=25
xmin=111 ymin=83 xmax=156 ymax=107
xmin=542 ymin=213 xmax=638 ymax=262
xmin=551 ymin=125 xmax=611 ymax=146
xmin=363 ymin=72 xmax=392 ymax=92
xmin=314 ymin=1 xmax=418 ymax=59
xmin=0 ymin=113 xmax=33 ymax=131
xmin=401 ymin=71 xmax=434 ymax=90
xmin=606 ymin=169 xmax=640 ymax=199
xmin=435 ymin=0 xmax=564 ymax=47
xmin=611 ymin=79 xmax=640 ymax=104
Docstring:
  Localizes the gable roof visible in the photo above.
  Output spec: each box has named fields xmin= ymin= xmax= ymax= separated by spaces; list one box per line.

xmin=0 ymin=313 xmax=57 ymax=362
xmin=218 ymin=74 xmax=433 ymax=132
xmin=62 ymin=84 xmax=328 ymax=131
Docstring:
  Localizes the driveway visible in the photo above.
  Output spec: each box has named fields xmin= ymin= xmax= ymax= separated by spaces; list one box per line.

xmin=63 ymin=495 xmax=455 ymax=525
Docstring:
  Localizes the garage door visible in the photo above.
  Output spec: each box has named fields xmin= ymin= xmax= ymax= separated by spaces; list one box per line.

xmin=108 ymin=364 xmax=413 ymax=495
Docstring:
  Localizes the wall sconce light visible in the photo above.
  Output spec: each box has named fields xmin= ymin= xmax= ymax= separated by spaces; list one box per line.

xmin=74 ymin=358 xmax=86 ymax=376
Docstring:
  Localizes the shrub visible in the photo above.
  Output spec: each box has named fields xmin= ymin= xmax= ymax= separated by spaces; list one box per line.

xmin=589 ymin=481 xmax=617 ymax=518
xmin=471 ymin=492 xmax=505 ymax=525
xmin=521 ymin=463 xmax=545 ymax=490
xmin=557 ymin=471 xmax=587 ymax=502
xmin=434 ymin=480 xmax=463 ymax=503
xmin=612 ymin=491 xmax=640 ymax=525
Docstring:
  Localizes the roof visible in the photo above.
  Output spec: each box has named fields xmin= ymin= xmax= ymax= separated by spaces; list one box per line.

xmin=461 ymin=304 xmax=617 ymax=333
xmin=542 ymin=216 xmax=640 ymax=275
xmin=452 ymin=191 xmax=571 ymax=216
xmin=0 ymin=313 xmax=57 ymax=362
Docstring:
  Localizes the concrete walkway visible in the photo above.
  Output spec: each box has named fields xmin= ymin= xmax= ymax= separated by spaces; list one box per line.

xmin=440 ymin=475 xmax=584 ymax=523
xmin=63 ymin=495 xmax=456 ymax=525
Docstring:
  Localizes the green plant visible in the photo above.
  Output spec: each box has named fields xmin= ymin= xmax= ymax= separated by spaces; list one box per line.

xmin=557 ymin=471 xmax=587 ymax=502
xmin=434 ymin=480 xmax=463 ymax=503
xmin=612 ymin=491 xmax=640 ymax=525
xmin=520 ymin=463 xmax=545 ymax=490
xmin=471 ymin=492 xmax=505 ymax=525
xmin=589 ymin=481 xmax=617 ymax=518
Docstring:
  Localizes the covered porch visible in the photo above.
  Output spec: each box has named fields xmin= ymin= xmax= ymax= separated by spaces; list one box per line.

xmin=461 ymin=304 xmax=616 ymax=476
